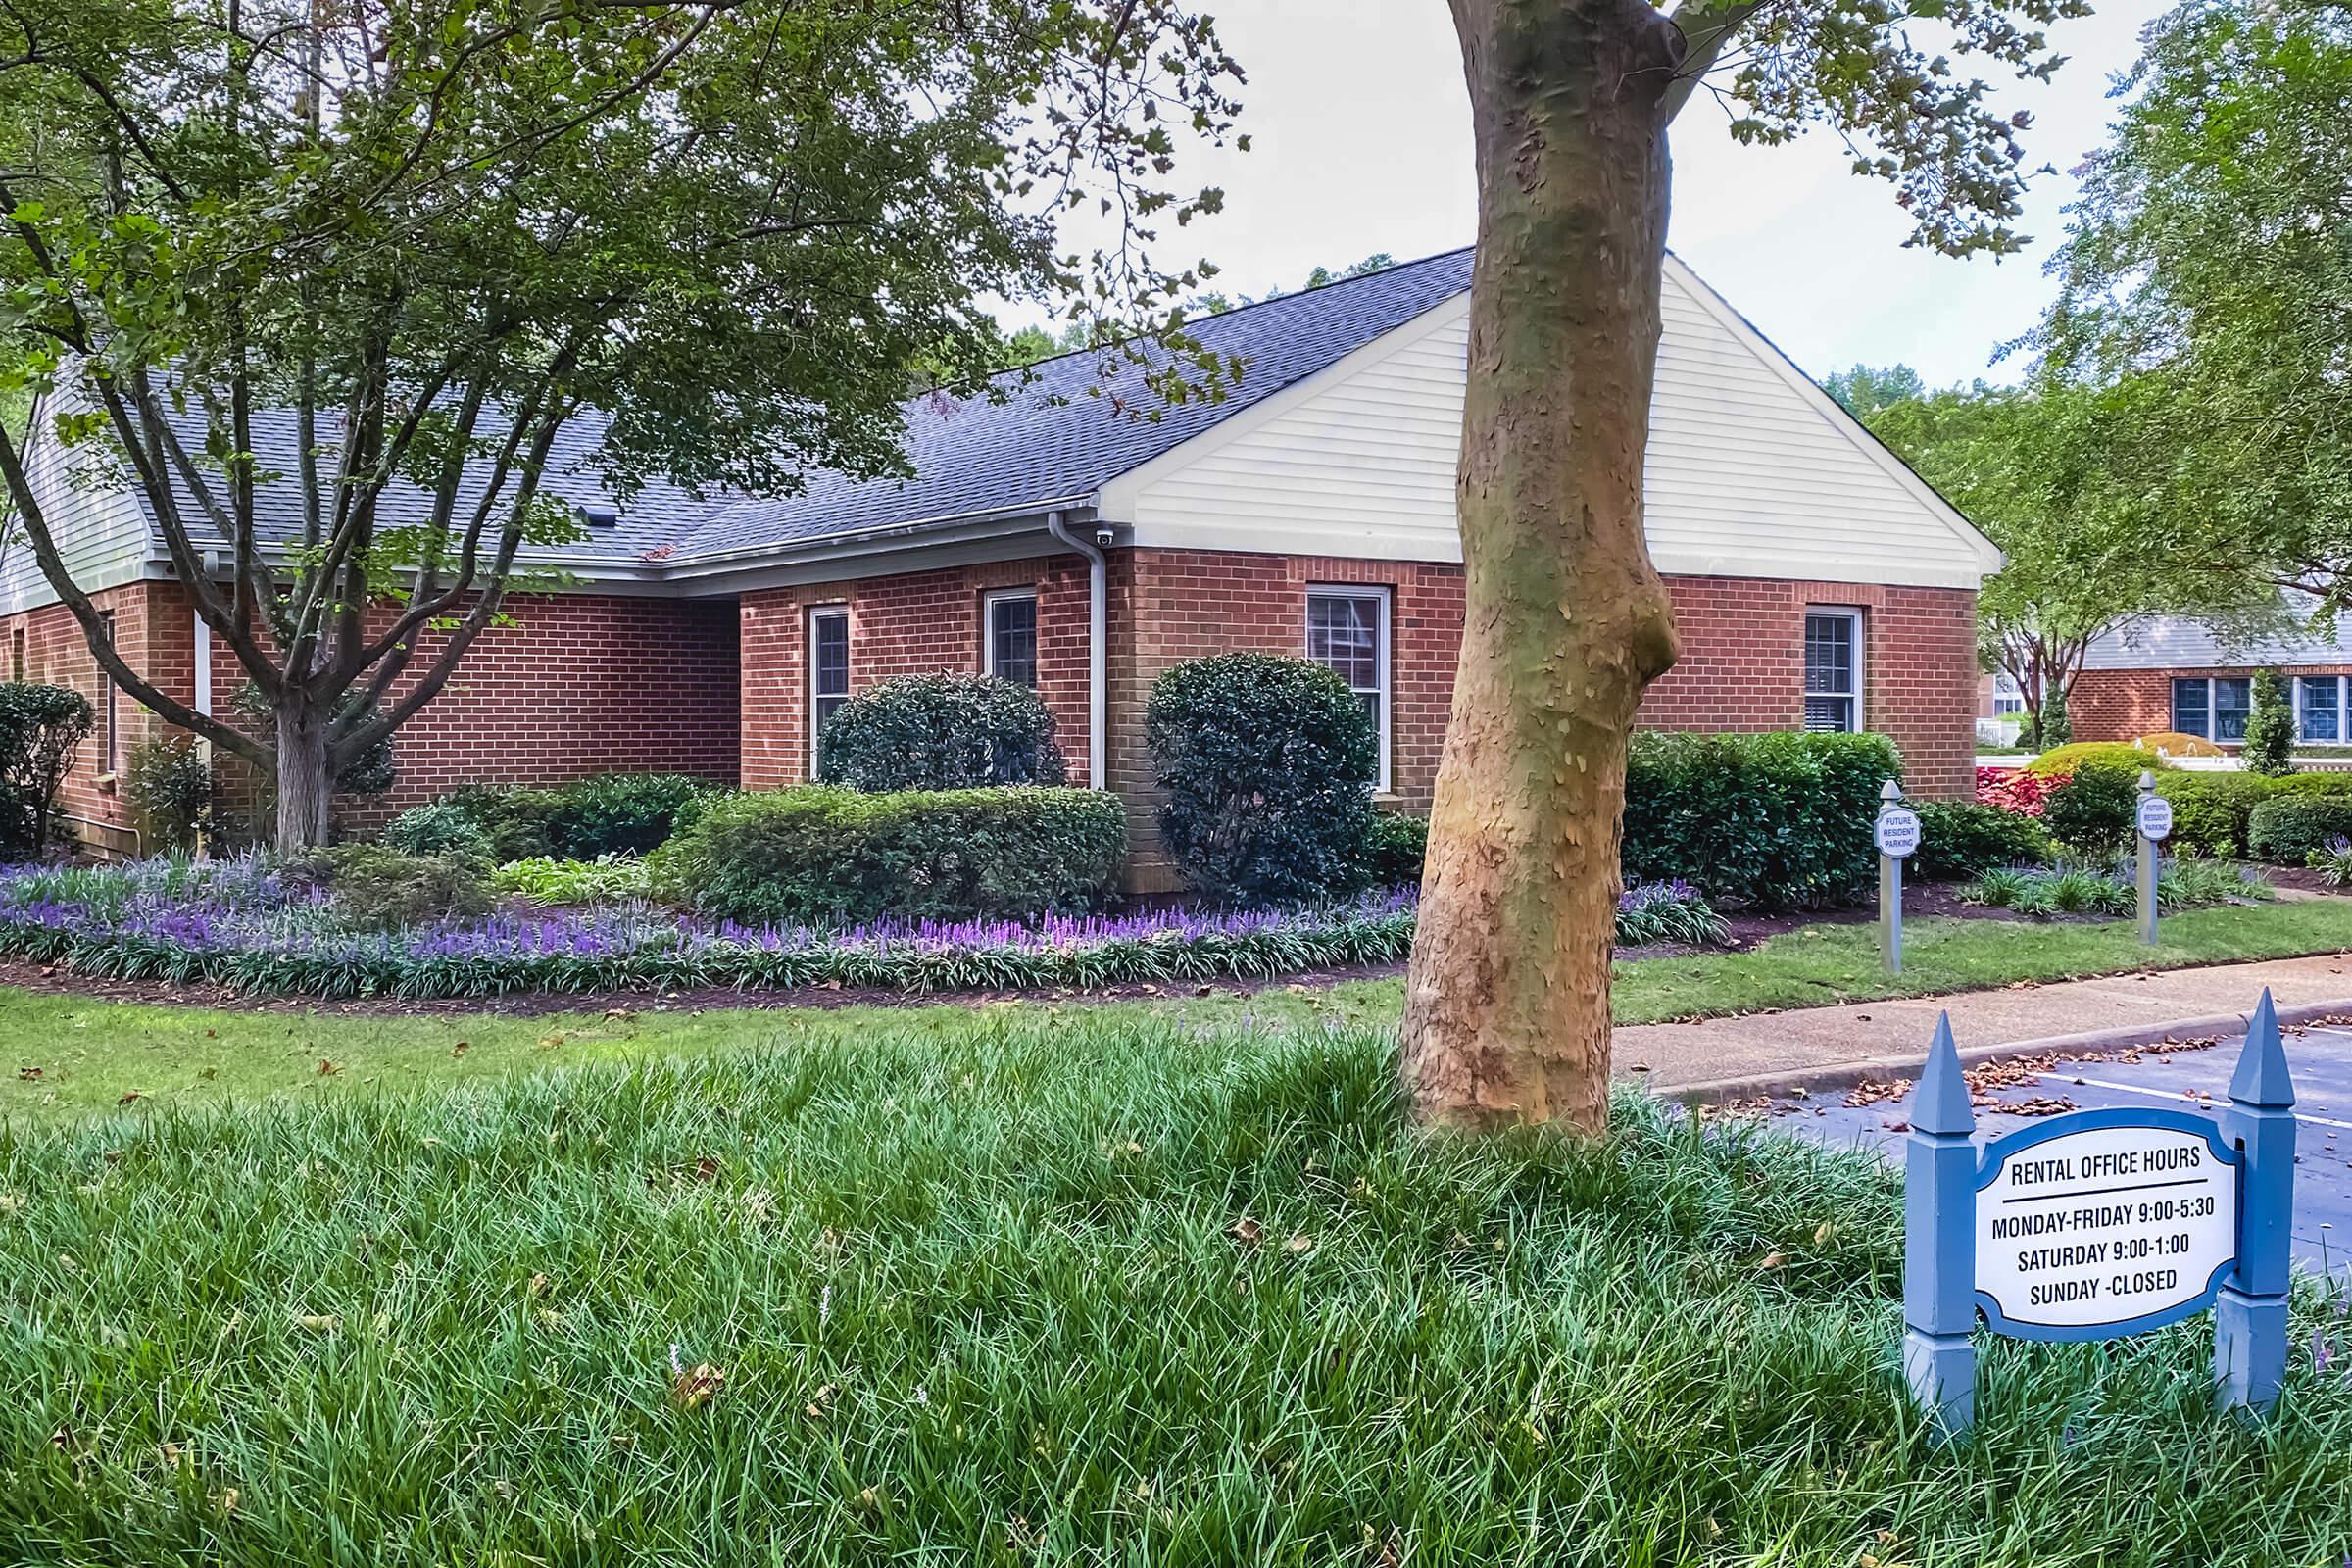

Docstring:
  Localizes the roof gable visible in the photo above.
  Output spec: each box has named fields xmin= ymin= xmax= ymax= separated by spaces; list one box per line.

xmin=1099 ymin=253 xmax=2003 ymax=590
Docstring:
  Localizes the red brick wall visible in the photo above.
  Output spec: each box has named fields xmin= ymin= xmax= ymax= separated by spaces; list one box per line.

xmin=1650 ymin=574 xmax=1981 ymax=797
xmin=1101 ymin=550 xmax=1977 ymax=886
xmin=739 ymin=553 xmax=1094 ymax=789
xmin=0 ymin=581 xmax=178 ymax=850
xmin=2072 ymin=665 xmax=2352 ymax=744
xmin=3 ymin=587 xmax=740 ymax=845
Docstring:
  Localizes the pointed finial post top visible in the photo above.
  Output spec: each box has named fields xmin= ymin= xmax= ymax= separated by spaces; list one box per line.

xmin=2138 ymin=769 xmax=2156 ymax=791
xmin=2229 ymin=988 xmax=2296 ymax=1110
xmin=1881 ymin=778 xmax=1903 ymax=804
xmin=1912 ymin=1011 xmax=1975 ymax=1136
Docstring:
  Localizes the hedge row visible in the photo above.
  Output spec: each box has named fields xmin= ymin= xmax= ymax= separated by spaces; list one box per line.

xmin=1622 ymin=731 xmax=1902 ymax=909
xmin=2152 ymin=770 xmax=2352 ymax=859
xmin=649 ymin=785 xmax=1127 ymax=925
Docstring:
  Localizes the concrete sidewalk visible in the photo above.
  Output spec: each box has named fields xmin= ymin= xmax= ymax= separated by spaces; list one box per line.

xmin=1615 ymin=953 xmax=2352 ymax=1102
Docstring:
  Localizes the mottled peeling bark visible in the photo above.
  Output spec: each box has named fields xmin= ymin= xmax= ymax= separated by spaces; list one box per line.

xmin=1402 ymin=0 xmax=1686 ymax=1132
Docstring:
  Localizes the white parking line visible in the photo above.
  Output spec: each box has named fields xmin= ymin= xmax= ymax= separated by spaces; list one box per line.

xmin=2048 ymin=1073 xmax=2352 ymax=1133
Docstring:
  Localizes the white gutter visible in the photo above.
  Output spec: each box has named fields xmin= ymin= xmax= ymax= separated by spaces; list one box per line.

xmin=1044 ymin=509 xmax=1108 ymax=790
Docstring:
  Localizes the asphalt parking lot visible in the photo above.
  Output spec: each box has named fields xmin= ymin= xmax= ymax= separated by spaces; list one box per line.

xmin=1773 ymin=1019 xmax=2352 ymax=1268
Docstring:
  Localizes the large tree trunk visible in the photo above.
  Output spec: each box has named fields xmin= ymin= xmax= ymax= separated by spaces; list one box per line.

xmin=273 ymin=706 xmax=333 ymax=856
xmin=1401 ymin=0 xmax=1687 ymax=1132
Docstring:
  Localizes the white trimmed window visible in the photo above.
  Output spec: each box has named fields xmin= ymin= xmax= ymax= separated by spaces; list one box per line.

xmin=1803 ymin=609 xmax=1864 ymax=734
xmin=983 ymin=590 xmax=1039 ymax=688
xmin=1305 ymin=586 xmax=1392 ymax=793
xmin=808 ymin=606 xmax=850 ymax=776
xmin=2172 ymin=676 xmax=2252 ymax=742
xmin=2295 ymin=675 xmax=2345 ymax=743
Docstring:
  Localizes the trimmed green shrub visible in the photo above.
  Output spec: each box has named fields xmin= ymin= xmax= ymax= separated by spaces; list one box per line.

xmin=1909 ymin=800 xmax=2052 ymax=881
xmin=0 ymin=681 xmax=94 ymax=859
xmin=416 ymin=773 xmax=723 ymax=861
xmin=383 ymin=801 xmax=497 ymax=859
xmin=283 ymin=845 xmax=490 ymax=931
xmin=2247 ymin=797 xmax=2352 ymax=865
xmin=650 ymin=786 xmax=1125 ymax=925
xmin=1363 ymin=809 xmax=1428 ymax=889
xmin=1147 ymin=654 xmax=1377 ymax=905
xmin=125 ymin=734 xmax=215 ymax=855
xmin=2041 ymin=760 xmax=2139 ymax=854
xmin=543 ymin=772 xmax=722 ymax=857
xmin=437 ymin=784 xmax=562 ymax=861
xmin=817 ymin=673 xmax=1066 ymax=791
xmin=1620 ymin=731 xmax=1901 ymax=909
xmin=2023 ymin=741 xmax=2169 ymax=778
xmin=2242 ymin=672 xmax=2296 ymax=776
xmin=2156 ymin=770 xmax=2352 ymax=858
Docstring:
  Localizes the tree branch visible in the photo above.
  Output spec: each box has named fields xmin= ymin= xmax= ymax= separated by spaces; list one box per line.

xmin=1661 ymin=0 xmax=1769 ymax=122
xmin=0 ymin=422 xmax=267 ymax=764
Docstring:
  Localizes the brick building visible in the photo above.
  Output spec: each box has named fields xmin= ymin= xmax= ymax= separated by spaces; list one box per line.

xmin=4 ymin=249 xmax=1998 ymax=879
xmin=2074 ymin=613 xmax=2352 ymax=750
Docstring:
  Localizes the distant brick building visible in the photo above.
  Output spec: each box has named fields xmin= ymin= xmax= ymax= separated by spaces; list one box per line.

xmin=6 ymin=249 xmax=1998 ymax=882
xmin=2072 ymin=614 xmax=2352 ymax=751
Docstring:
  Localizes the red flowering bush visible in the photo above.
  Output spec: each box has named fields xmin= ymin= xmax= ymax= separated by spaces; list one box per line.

xmin=1976 ymin=765 xmax=2060 ymax=817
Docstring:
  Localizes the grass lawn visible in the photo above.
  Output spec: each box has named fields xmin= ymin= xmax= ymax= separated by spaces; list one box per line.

xmin=3 ymin=1018 xmax=2350 ymax=1563
xmin=5 ymin=899 xmax=2352 ymax=1123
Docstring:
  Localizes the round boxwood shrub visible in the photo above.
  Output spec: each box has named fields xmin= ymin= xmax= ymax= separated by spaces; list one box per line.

xmin=1146 ymin=654 xmax=1377 ymax=905
xmin=282 ymin=844 xmax=491 ymax=932
xmin=817 ymin=673 xmax=1065 ymax=792
xmin=2247 ymin=797 xmax=2352 ymax=865
xmin=2041 ymin=760 xmax=2140 ymax=854
xmin=382 ymin=800 xmax=496 ymax=859
xmin=2024 ymin=742 xmax=2170 ymax=778
xmin=650 ymin=785 xmax=1123 ymax=924
xmin=1363 ymin=808 xmax=1428 ymax=889
xmin=1910 ymin=800 xmax=2053 ymax=881
xmin=545 ymin=772 xmax=722 ymax=857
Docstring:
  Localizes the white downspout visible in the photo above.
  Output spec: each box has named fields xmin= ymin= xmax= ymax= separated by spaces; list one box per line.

xmin=1045 ymin=510 xmax=1107 ymax=790
xmin=192 ymin=600 xmax=213 ymax=721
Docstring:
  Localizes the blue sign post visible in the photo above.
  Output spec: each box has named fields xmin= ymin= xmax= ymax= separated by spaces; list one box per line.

xmin=1903 ymin=990 xmax=2296 ymax=1437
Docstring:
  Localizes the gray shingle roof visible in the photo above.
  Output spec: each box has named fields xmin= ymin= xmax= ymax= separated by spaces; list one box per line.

xmin=127 ymin=248 xmax=1478 ymax=573
xmin=671 ymin=246 xmax=1476 ymax=560
xmin=2085 ymin=610 xmax=2352 ymax=670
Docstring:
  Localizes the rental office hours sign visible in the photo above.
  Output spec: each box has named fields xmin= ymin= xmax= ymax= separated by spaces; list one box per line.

xmin=1975 ymin=1109 xmax=2238 ymax=1338
xmin=1902 ymin=992 xmax=2298 ymax=1435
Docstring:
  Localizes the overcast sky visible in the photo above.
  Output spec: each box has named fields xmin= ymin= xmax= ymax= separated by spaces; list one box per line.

xmin=1031 ymin=0 xmax=2171 ymax=389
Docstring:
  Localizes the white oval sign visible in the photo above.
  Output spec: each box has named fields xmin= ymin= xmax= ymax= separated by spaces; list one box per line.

xmin=1876 ymin=808 xmax=1922 ymax=858
xmin=1975 ymin=1113 xmax=2237 ymax=1339
xmin=2137 ymin=796 xmax=2174 ymax=843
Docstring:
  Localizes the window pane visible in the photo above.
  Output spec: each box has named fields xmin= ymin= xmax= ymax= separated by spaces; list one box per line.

xmin=989 ymin=596 xmax=1038 ymax=688
xmin=2215 ymin=677 xmax=2252 ymax=742
xmin=1804 ymin=695 xmax=1854 ymax=733
xmin=2301 ymin=677 xmax=2340 ymax=742
xmin=2172 ymin=678 xmax=2210 ymax=738
xmin=1803 ymin=613 xmax=1855 ymax=698
xmin=811 ymin=612 xmax=849 ymax=698
xmin=1307 ymin=595 xmax=1380 ymax=693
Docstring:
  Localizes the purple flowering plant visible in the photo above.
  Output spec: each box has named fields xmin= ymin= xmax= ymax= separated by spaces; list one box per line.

xmin=0 ymin=855 xmax=1722 ymax=1000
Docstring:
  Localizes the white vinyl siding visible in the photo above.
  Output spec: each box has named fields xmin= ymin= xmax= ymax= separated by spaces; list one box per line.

xmin=1104 ymin=257 xmax=2000 ymax=591
xmin=0 ymin=392 xmax=159 ymax=617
